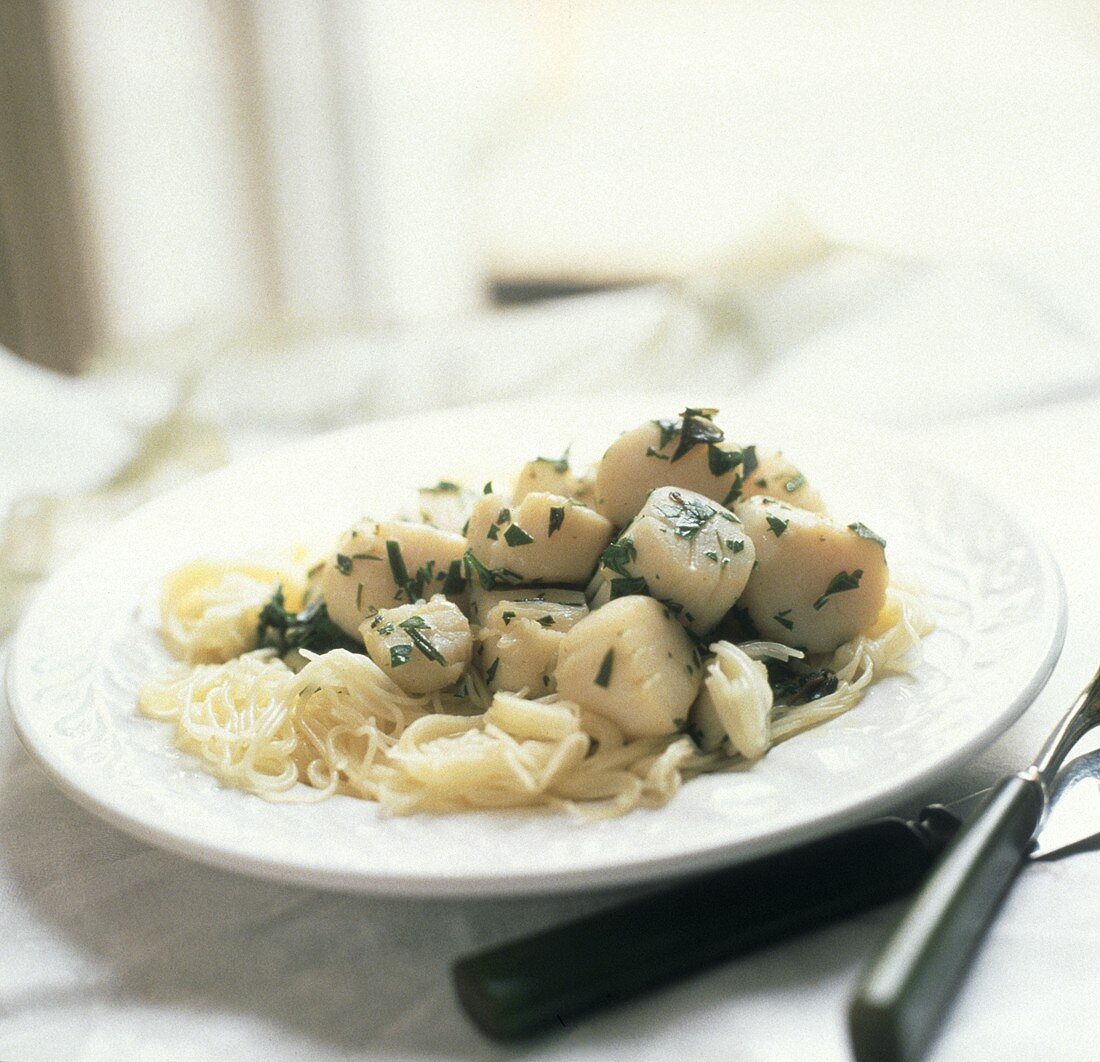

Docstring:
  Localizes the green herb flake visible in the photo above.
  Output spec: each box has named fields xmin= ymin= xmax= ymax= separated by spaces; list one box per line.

xmin=355 ymin=583 xmax=364 ymax=611
xmin=462 ymin=549 xmax=523 ymax=590
xmin=672 ymin=716 xmax=686 ymax=730
xmin=671 ymin=407 xmax=724 ymax=463
xmin=704 ymin=550 xmax=719 ymax=562
xmin=423 ymin=480 xmax=461 ymax=494
xmin=441 ymin=559 xmax=466 ymax=595
xmin=848 ymin=522 xmax=887 ymax=549
xmin=595 ymin=648 xmax=615 ymax=688
xmin=487 ymin=523 xmax=499 ymax=541
xmin=406 ymin=625 xmax=447 ymax=664
xmin=732 ymin=539 xmax=746 ymax=553
xmin=646 ymin=446 xmax=671 ymax=460
xmin=655 ymin=491 xmax=716 ymax=539
xmin=397 ymin=615 xmax=429 ymax=630
xmin=533 ymin=446 xmax=571 ymax=473
xmin=485 ymin=657 xmax=500 ymax=684
xmin=538 ymin=614 xmax=555 ymax=627
xmin=707 ymin=444 xmax=742 ymax=477
xmin=609 ymin=575 xmax=649 ymax=599
xmin=653 ymin=418 xmax=679 ymax=449
xmin=482 ymin=481 xmax=493 ymax=494
xmin=600 ymin=536 xmax=638 ymax=577
xmin=501 ymin=610 xmax=516 ymax=625
xmin=784 ymin=473 xmax=807 ymax=493
xmin=335 ymin=553 xmax=353 ymax=575
xmin=741 ymin=445 xmax=759 ymax=478
xmin=497 ymin=507 xmax=511 ymax=524
xmin=765 ymin=515 xmax=789 ymax=537
xmin=721 ymin=473 xmax=744 ymax=507
xmin=389 ymin=644 xmax=413 ymax=668
xmin=385 ymin=539 xmax=410 ymax=592
xmin=773 ymin=610 xmax=795 ymax=631
xmin=548 ymin=505 xmax=566 ymax=536
xmin=257 ymin=588 xmax=363 ymax=656
xmin=504 ymin=523 xmax=535 ymax=547
xmin=813 ymin=569 xmax=864 ymax=611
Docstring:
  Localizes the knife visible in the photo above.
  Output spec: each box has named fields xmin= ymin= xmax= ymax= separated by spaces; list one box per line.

xmin=849 ymin=666 xmax=1100 ymax=1062
xmin=452 ymin=748 xmax=1100 ymax=1042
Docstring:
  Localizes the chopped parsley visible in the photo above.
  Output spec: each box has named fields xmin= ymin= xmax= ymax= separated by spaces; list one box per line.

xmin=548 ymin=505 xmax=566 ymax=536
xmin=487 ymin=523 xmax=499 ymax=541
xmin=731 ymin=539 xmax=746 ymax=553
xmin=463 ymin=549 xmax=524 ymax=590
xmin=397 ymin=615 xmax=429 ymax=630
xmin=595 ymin=648 xmax=615 ymax=688
xmin=485 ymin=657 xmax=500 ymax=684
xmin=653 ymin=418 xmax=679 ymax=449
xmin=600 ymin=536 xmax=638 ymax=577
xmin=504 ymin=523 xmax=535 ymax=547
xmin=741 ymin=445 xmax=758 ymax=478
xmin=766 ymin=661 xmax=839 ymax=705
xmin=848 ymin=522 xmax=887 ymax=549
xmin=335 ymin=553 xmax=354 ymax=575
xmin=482 ymin=481 xmax=493 ymax=494
xmin=721 ymin=473 xmax=744 ymax=506
xmin=533 ymin=446 xmax=571 ymax=473
xmin=765 ymin=515 xmax=789 ymax=537
xmin=708 ymin=444 xmax=742 ymax=476
xmin=385 ymin=539 xmax=410 ymax=593
xmin=422 ymin=480 xmax=461 ymax=493
xmin=646 ymin=446 xmax=671 ymax=460
xmin=389 ymin=645 xmax=413 ymax=668
xmin=538 ymin=614 xmax=555 ymax=627
xmin=257 ymin=588 xmax=363 ymax=655
xmin=609 ymin=575 xmax=649 ymax=599
xmin=441 ymin=558 xmax=466 ymax=595
xmin=773 ymin=609 xmax=795 ymax=631
xmin=404 ymin=624 xmax=447 ymax=665
xmin=813 ymin=569 xmax=864 ymax=610
xmin=655 ymin=491 xmax=716 ymax=539
xmin=501 ymin=610 xmax=516 ymax=625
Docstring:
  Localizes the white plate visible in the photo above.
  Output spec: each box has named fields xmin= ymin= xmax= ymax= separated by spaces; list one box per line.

xmin=6 ymin=396 xmax=1066 ymax=896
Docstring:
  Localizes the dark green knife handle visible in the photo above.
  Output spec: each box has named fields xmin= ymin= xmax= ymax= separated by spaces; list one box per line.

xmin=454 ymin=812 xmax=959 ymax=1041
xmin=848 ymin=772 xmax=1046 ymax=1062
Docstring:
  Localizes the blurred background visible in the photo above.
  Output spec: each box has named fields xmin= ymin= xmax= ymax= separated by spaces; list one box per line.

xmin=1 ymin=0 xmax=1098 ymax=630
xmin=2 ymin=0 xmax=1097 ymax=369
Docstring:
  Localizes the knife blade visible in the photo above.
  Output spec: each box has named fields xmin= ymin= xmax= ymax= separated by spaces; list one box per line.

xmin=1030 ymin=746 xmax=1100 ymax=859
xmin=452 ymin=753 xmax=1100 ymax=1042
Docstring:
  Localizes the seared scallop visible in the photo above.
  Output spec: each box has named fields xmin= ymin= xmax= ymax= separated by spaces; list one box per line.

xmin=589 ymin=486 xmax=755 ymax=636
xmin=735 ymin=497 xmax=888 ymax=652
xmin=320 ymin=519 xmax=466 ymax=636
xmin=555 ymin=595 xmax=702 ymax=738
xmin=593 ymin=409 xmax=745 ymax=528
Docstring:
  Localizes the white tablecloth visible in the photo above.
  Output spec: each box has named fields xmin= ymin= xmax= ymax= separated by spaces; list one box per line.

xmin=2 ymin=246 xmax=1099 ymax=1061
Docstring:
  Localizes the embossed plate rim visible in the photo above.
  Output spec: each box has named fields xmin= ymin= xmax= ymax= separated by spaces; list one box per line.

xmin=6 ymin=395 xmax=1067 ymax=896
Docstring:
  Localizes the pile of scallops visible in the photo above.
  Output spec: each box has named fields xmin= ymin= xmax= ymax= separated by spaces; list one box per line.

xmin=319 ymin=408 xmax=888 ymax=746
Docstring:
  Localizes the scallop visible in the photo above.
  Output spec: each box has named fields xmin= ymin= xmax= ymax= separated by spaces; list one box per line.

xmin=465 ymin=491 xmax=613 ymax=587
xmin=467 ymin=586 xmax=588 ymax=628
xmin=589 ymin=486 xmax=755 ymax=636
xmin=320 ymin=519 xmax=467 ymax=636
xmin=738 ymin=448 xmax=827 ymax=514
xmin=735 ymin=497 xmax=889 ymax=652
xmin=554 ymin=595 xmax=702 ymax=738
xmin=416 ymin=481 xmax=476 ymax=534
xmin=475 ymin=596 xmax=590 ymax=695
xmin=593 ymin=409 xmax=744 ymax=528
xmin=359 ymin=595 xmax=472 ymax=694
xmin=512 ymin=455 xmax=594 ymax=505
